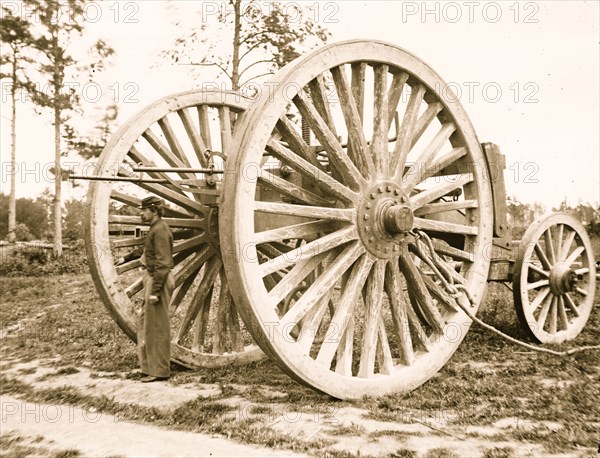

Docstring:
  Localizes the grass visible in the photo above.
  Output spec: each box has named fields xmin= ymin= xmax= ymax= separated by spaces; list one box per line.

xmin=1 ymin=271 xmax=598 ymax=457
xmin=0 ymin=431 xmax=82 ymax=458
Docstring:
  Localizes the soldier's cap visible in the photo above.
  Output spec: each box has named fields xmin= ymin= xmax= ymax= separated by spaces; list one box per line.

xmin=139 ymin=196 xmax=164 ymax=209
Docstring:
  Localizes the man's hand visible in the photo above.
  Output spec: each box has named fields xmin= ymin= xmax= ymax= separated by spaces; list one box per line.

xmin=148 ymin=295 xmax=159 ymax=305
xmin=114 ymin=257 xmax=126 ymax=266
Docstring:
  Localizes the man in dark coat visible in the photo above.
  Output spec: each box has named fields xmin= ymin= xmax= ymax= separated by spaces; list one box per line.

xmin=116 ymin=196 xmax=174 ymax=382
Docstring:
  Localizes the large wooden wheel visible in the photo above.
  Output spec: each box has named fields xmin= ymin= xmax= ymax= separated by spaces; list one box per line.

xmin=85 ymin=90 xmax=264 ymax=368
xmin=221 ymin=40 xmax=494 ymax=399
xmin=513 ymin=213 xmax=596 ymax=344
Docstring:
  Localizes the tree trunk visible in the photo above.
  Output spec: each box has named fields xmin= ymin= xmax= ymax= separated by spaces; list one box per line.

xmin=231 ymin=0 xmax=241 ymax=91
xmin=53 ymin=106 xmax=62 ymax=258
xmin=7 ymin=60 xmax=17 ymax=244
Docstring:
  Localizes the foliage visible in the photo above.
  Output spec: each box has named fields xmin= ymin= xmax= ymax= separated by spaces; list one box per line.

xmin=162 ymin=0 xmax=330 ymax=90
xmin=0 ymin=241 xmax=88 ymax=277
xmin=554 ymin=201 xmax=600 ymax=236
xmin=63 ymin=198 xmax=86 ymax=241
xmin=13 ymin=223 xmax=33 ymax=242
xmin=0 ymin=194 xmax=49 ymax=240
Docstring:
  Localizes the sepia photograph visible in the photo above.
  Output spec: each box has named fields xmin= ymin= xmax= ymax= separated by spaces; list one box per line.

xmin=1 ymin=1 xmax=598 ymax=457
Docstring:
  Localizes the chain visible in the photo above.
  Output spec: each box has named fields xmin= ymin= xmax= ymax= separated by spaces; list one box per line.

xmin=411 ymin=229 xmax=600 ymax=356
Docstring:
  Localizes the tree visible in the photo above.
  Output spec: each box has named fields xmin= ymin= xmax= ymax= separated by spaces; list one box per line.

xmin=25 ymin=0 xmax=114 ymax=257
xmin=0 ymin=194 xmax=49 ymax=240
xmin=162 ymin=1 xmax=330 ymax=91
xmin=0 ymin=6 xmax=35 ymax=243
xmin=63 ymin=198 xmax=86 ymax=241
xmin=63 ymin=103 xmax=119 ymax=160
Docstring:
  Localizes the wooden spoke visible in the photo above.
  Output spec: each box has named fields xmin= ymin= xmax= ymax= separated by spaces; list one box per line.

xmin=192 ymin=286 xmax=213 ymax=352
xmin=267 ymin=251 xmax=329 ymax=306
xmin=564 ymin=245 xmax=585 ymax=267
xmin=266 ymin=139 xmax=357 ymax=203
xmin=430 ymin=239 xmax=475 ymax=263
xmin=258 ymin=171 xmax=330 ymax=207
xmin=555 ymin=223 xmax=564 ymax=260
xmin=399 ymin=253 xmax=445 ymax=334
xmin=414 ymin=199 xmax=478 ymax=217
xmin=410 ymin=102 xmax=444 ymax=151
xmin=275 ymin=117 xmax=324 ymax=169
xmin=173 ymin=246 xmax=212 ymax=286
xmin=384 ymin=261 xmax=415 ymax=365
xmin=334 ymin=318 xmax=355 ymax=376
xmin=557 ymin=296 xmax=569 ymax=331
xmin=112 ymin=237 xmax=144 ymax=249
xmin=218 ymin=105 xmax=233 ymax=159
xmin=574 ymin=267 xmax=590 ymax=275
xmin=177 ymin=108 xmax=209 ymax=167
xmin=175 ymin=257 xmax=222 ymax=343
xmin=548 ymin=297 xmax=558 ymax=334
xmin=116 ymin=259 xmax=142 ymax=275
xmin=414 ymin=217 xmax=478 ymax=236
xmin=410 ymin=173 xmax=473 ymax=209
xmin=213 ymin=269 xmax=232 ymax=354
xmin=260 ymin=226 xmax=358 ymax=277
xmin=308 ymin=74 xmax=338 ymax=136
xmin=403 ymin=124 xmax=456 ymax=191
xmin=127 ymin=145 xmax=183 ymax=193
xmin=255 ymin=220 xmax=333 ymax=245
xmin=421 ymin=273 xmax=459 ymax=313
xmin=358 ymin=260 xmax=386 ymax=377
xmin=420 ymin=147 xmax=467 ymax=182
xmin=294 ymin=89 xmax=366 ymax=189
xmin=108 ymin=215 xmax=204 ymax=229
xmin=528 ymin=263 xmax=549 ymax=278
xmin=125 ymin=278 xmax=144 ymax=298
xmin=351 ymin=62 xmax=366 ymax=122
xmin=316 ymin=254 xmax=374 ymax=367
xmin=281 ymin=243 xmax=363 ymax=331
xmin=527 ymin=279 xmax=550 ymax=290
xmin=169 ymin=265 xmax=200 ymax=314
xmin=158 ymin=116 xmax=192 ymax=168
xmin=563 ymin=293 xmax=580 ymax=317
xmin=544 ymin=229 xmax=556 ymax=266
xmin=575 ymin=287 xmax=588 ymax=297
xmin=142 ymin=129 xmax=196 ymax=180
xmin=391 ymin=84 xmax=426 ymax=178
xmin=371 ymin=64 xmax=389 ymax=177
xmin=296 ymin=292 xmax=333 ymax=354
xmin=387 ymin=72 xmax=409 ymax=128
xmin=197 ymin=105 xmax=212 ymax=151
xmin=117 ymin=167 xmax=207 ymax=216
xmin=255 ymin=201 xmax=355 ymax=223
xmin=534 ymin=242 xmax=552 ymax=271
xmin=529 ymin=287 xmax=551 ymax=313
xmin=559 ymin=230 xmax=576 ymax=261
xmin=535 ymin=295 xmax=553 ymax=329
xmin=330 ymin=64 xmax=375 ymax=178
xmin=376 ymin=319 xmax=395 ymax=375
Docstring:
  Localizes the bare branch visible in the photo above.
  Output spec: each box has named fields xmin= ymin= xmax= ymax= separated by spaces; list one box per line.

xmin=238 ymin=59 xmax=273 ymax=79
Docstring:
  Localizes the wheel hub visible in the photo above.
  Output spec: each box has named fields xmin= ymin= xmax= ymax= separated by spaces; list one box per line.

xmin=549 ymin=262 xmax=577 ymax=295
xmin=357 ymin=182 xmax=413 ymax=259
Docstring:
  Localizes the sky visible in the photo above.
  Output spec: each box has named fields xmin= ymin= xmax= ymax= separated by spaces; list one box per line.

xmin=0 ymin=0 xmax=598 ymax=209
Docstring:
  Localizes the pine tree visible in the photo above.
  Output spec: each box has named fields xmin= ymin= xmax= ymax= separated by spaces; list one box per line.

xmin=0 ymin=6 xmax=35 ymax=243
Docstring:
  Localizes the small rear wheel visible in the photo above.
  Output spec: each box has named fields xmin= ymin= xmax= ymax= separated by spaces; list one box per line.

xmin=513 ymin=212 xmax=596 ymax=344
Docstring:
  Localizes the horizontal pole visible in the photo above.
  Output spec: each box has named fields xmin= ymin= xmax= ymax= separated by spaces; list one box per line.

xmin=69 ymin=175 xmax=169 ymax=183
xmin=132 ymin=166 xmax=224 ymax=174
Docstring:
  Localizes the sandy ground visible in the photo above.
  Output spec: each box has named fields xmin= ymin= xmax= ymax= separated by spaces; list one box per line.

xmin=1 ymin=357 xmax=589 ymax=458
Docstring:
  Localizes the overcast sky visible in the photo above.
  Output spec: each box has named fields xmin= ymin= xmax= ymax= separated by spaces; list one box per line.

xmin=1 ymin=0 xmax=598 ymax=208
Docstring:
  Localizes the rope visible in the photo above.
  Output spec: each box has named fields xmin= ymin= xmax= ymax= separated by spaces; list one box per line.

xmin=414 ymin=230 xmax=600 ymax=357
